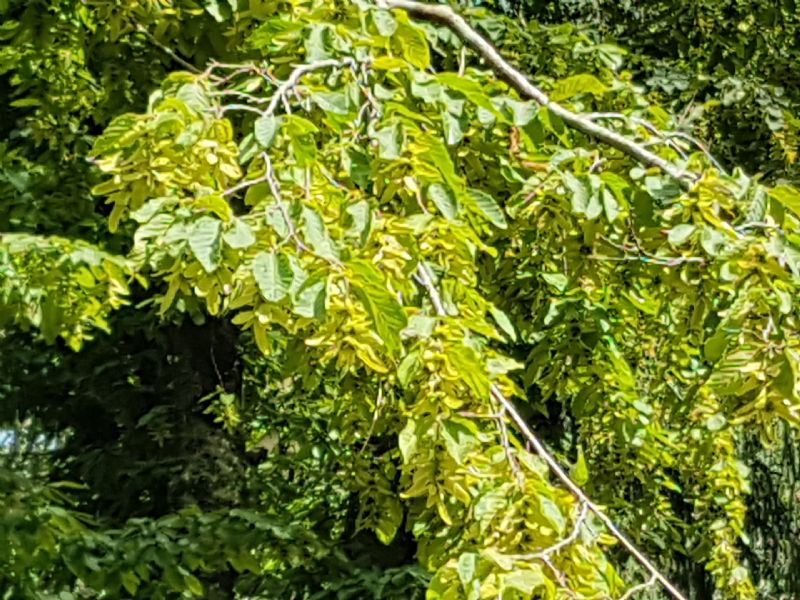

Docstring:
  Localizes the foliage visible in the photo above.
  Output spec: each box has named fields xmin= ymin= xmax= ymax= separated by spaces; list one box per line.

xmin=3 ymin=1 xmax=800 ymax=599
xmin=492 ymin=0 xmax=800 ymax=182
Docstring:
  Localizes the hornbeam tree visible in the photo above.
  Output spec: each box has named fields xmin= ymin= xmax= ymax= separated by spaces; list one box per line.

xmin=4 ymin=1 xmax=800 ymax=598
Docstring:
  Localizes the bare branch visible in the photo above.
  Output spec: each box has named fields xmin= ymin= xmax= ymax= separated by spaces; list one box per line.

xmin=377 ymin=0 xmax=697 ymax=188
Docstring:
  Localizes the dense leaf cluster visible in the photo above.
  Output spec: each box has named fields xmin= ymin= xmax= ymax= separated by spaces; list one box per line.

xmin=3 ymin=1 xmax=800 ymax=599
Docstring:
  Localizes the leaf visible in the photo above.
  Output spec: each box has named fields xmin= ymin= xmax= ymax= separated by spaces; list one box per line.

xmin=504 ymin=567 xmax=546 ymax=595
xmin=223 ymin=218 xmax=255 ymax=249
xmin=769 ymin=184 xmax=800 ymax=218
xmin=457 ymin=553 xmax=478 ymax=588
xmin=349 ymin=260 xmax=407 ymax=355
xmin=563 ymin=172 xmax=589 ymax=214
xmin=442 ymin=111 xmax=464 ymax=145
xmin=437 ymin=73 xmax=500 ymax=115
xmin=668 ymin=224 xmax=696 ymax=246
xmin=551 ymin=74 xmax=608 ymax=101
xmin=441 ymin=418 xmax=477 ymax=463
xmin=397 ymin=350 xmax=421 ymax=388
xmin=541 ymin=272 xmax=568 ymax=292
xmin=189 ymin=216 xmax=222 ymax=272
xmin=373 ymin=123 xmax=401 ymax=160
xmin=375 ymin=497 xmax=402 ymax=544
xmin=176 ymin=83 xmax=209 ymax=113
xmin=302 ymin=207 xmax=339 ymax=260
xmin=427 ymin=183 xmax=459 ymax=220
xmin=292 ymin=277 xmax=326 ymax=318
xmin=396 ymin=20 xmax=430 ymax=69
xmin=571 ymin=447 xmax=589 ymax=485
xmin=40 ymin=296 xmax=61 ymax=343
xmin=346 ymin=200 xmax=373 ymax=245
xmin=700 ymin=226 xmax=728 ymax=256
xmin=537 ymin=496 xmax=566 ymax=534
xmin=372 ymin=9 xmax=398 ymax=36
xmin=254 ymin=114 xmax=280 ymax=148
xmin=489 ymin=306 xmax=516 ymax=341
xmin=371 ymin=56 xmax=406 ymax=70
xmin=398 ymin=419 xmax=418 ymax=462
xmin=311 ymin=90 xmax=349 ymax=115
xmin=602 ymin=187 xmax=621 ymax=222
xmin=505 ymin=99 xmax=536 ymax=126
xmin=183 ymin=574 xmax=204 ymax=596
xmin=466 ymin=189 xmax=507 ymax=229
xmin=448 ymin=345 xmax=490 ymax=399
xmin=252 ymin=251 xmax=293 ymax=302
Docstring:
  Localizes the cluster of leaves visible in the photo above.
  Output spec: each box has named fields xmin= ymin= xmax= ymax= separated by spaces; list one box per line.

xmin=4 ymin=0 xmax=800 ymax=599
xmin=83 ymin=1 xmax=800 ymax=598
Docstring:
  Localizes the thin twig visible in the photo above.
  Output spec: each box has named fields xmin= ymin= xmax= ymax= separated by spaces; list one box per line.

xmin=510 ymin=502 xmax=589 ymax=561
xmin=222 ymin=172 xmax=270 ymax=197
xmin=136 ymin=25 xmax=202 ymax=75
xmin=261 ymin=153 xmax=308 ymax=252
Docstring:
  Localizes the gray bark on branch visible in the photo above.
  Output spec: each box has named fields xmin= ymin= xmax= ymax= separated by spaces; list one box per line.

xmin=378 ymin=0 xmax=699 ymax=188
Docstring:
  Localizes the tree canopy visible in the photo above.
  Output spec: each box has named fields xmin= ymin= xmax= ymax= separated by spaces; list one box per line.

xmin=2 ymin=1 xmax=800 ymax=599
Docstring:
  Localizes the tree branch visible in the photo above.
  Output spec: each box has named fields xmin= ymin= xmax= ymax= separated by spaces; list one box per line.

xmin=378 ymin=0 xmax=698 ymax=188
xmin=414 ymin=264 xmax=688 ymax=600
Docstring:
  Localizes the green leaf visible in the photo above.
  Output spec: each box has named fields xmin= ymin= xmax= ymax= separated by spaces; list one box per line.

xmin=183 ymin=573 xmax=204 ymax=596
xmin=489 ymin=305 xmax=516 ymax=340
xmin=176 ymin=83 xmax=209 ymax=113
xmin=292 ymin=277 xmax=326 ymax=318
xmin=253 ymin=251 xmax=293 ymax=302
xmin=563 ymin=172 xmax=589 ymax=215
xmin=769 ymin=184 xmax=800 ymax=218
xmin=466 ymin=189 xmax=507 ymax=229
xmin=396 ymin=20 xmax=430 ymax=69
xmin=302 ymin=207 xmax=339 ymax=260
xmin=254 ymin=114 xmax=280 ymax=148
xmin=602 ymin=187 xmax=621 ymax=222
xmin=349 ymin=259 xmax=407 ymax=355
xmin=504 ymin=567 xmax=546 ymax=595
xmin=373 ymin=123 xmax=401 ymax=160
xmin=372 ymin=9 xmax=397 ymax=36
xmin=311 ymin=90 xmax=349 ymax=115
xmin=441 ymin=418 xmax=477 ymax=463
xmin=442 ymin=111 xmax=464 ymax=145
xmin=223 ymin=218 xmax=255 ymax=249
xmin=398 ymin=419 xmax=418 ymax=462
xmin=189 ymin=216 xmax=222 ymax=272
xmin=571 ymin=447 xmax=589 ymax=485
xmin=346 ymin=200 xmax=373 ymax=245
xmin=427 ymin=183 xmax=459 ymax=220
xmin=700 ymin=226 xmax=728 ymax=256
xmin=457 ymin=553 xmax=478 ymax=588
xmin=537 ymin=496 xmax=566 ymax=534
xmin=541 ymin=272 xmax=568 ymax=292
xmin=397 ymin=350 xmax=421 ymax=388
xmin=551 ymin=74 xmax=608 ymax=101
